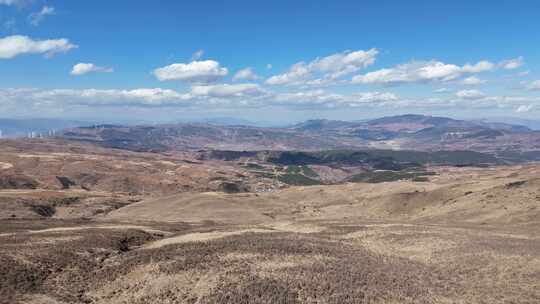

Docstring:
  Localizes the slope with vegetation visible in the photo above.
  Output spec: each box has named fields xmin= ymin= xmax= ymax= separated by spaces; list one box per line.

xmin=57 ymin=114 xmax=540 ymax=156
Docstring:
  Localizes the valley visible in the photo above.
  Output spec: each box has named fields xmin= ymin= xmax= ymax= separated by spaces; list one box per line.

xmin=1 ymin=121 xmax=539 ymax=303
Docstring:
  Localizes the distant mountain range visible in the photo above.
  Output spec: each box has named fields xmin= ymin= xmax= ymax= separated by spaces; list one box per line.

xmin=294 ymin=114 xmax=531 ymax=133
xmin=56 ymin=114 xmax=540 ymax=159
xmin=476 ymin=117 xmax=540 ymax=131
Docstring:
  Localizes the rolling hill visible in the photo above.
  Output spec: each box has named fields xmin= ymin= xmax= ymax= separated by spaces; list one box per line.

xmin=57 ymin=114 xmax=540 ymax=158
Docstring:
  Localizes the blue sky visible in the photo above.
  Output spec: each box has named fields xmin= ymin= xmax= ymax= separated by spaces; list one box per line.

xmin=1 ymin=0 xmax=539 ymax=124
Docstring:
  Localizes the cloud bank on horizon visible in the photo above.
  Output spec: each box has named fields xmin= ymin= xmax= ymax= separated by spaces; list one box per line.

xmin=0 ymin=1 xmax=539 ymax=122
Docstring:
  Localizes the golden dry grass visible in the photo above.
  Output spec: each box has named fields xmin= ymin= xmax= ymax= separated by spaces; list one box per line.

xmin=2 ymin=145 xmax=540 ymax=303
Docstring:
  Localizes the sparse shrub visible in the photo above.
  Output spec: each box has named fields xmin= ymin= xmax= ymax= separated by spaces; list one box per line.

xmin=29 ymin=204 xmax=55 ymax=217
xmin=278 ymin=173 xmax=320 ymax=186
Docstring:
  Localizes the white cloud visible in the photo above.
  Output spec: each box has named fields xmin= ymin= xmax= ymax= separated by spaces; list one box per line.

xmin=462 ymin=76 xmax=487 ymax=85
xmin=14 ymin=88 xmax=191 ymax=107
xmin=309 ymin=49 xmax=378 ymax=76
xmin=191 ymin=49 xmax=204 ymax=60
xmin=153 ymin=60 xmax=228 ymax=83
xmin=76 ymin=88 xmax=188 ymax=105
xmin=516 ymin=104 xmax=534 ymax=113
xmin=233 ymin=67 xmax=260 ymax=81
xmin=461 ymin=60 xmax=495 ymax=73
xmin=0 ymin=86 xmax=397 ymax=110
xmin=266 ymin=49 xmax=378 ymax=86
xmin=190 ymin=83 xmax=266 ymax=98
xmin=456 ymin=89 xmax=486 ymax=100
xmin=353 ymin=60 xmax=495 ymax=86
xmin=353 ymin=61 xmax=459 ymax=85
xmin=274 ymin=89 xmax=343 ymax=106
xmin=434 ymin=88 xmax=451 ymax=93
xmin=0 ymin=35 xmax=77 ymax=59
xmin=527 ymin=80 xmax=540 ymax=91
xmin=500 ymin=57 xmax=524 ymax=70
xmin=71 ymin=63 xmax=113 ymax=76
xmin=274 ymin=90 xmax=398 ymax=108
xmin=266 ymin=62 xmax=310 ymax=85
xmin=345 ymin=92 xmax=399 ymax=106
xmin=0 ymin=85 xmax=267 ymax=109
xmin=28 ymin=6 xmax=55 ymax=26
xmin=3 ymin=86 xmax=539 ymax=115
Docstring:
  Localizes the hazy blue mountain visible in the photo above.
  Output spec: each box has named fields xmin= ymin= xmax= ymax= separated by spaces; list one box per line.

xmin=476 ymin=117 xmax=540 ymax=131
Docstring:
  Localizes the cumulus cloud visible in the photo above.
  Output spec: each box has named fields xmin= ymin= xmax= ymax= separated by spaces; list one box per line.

xmin=500 ymin=57 xmax=524 ymax=70
xmin=353 ymin=61 xmax=459 ymax=85
xmin=233 ymin=67 xmax=260 ymax=81
xmin=153 ymin=60 xmax=228 ymax=83
xmin=28 ymin=6 xmax=55 ymax=26
xmin=461 ymin=60 xmax=495 ymax=73
xmin=309 ymin=49 xmax=378 ymax=76
xmin=266 ymin=49 xmax=378 ymax=86
xmin=455 ymin=89 xmax=486 ymax=100
xmin=0 ymin=35 xmax=77 ymax=59
xmin=71 ymin=63 xmax=113 ymax=76
xmin=352 ymin=60 xmax=494 ymax=86
xmin=266 ymin=62 xmax=311 ymax=85
xmin=462 ymin=76 xmax=487 ymax=85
